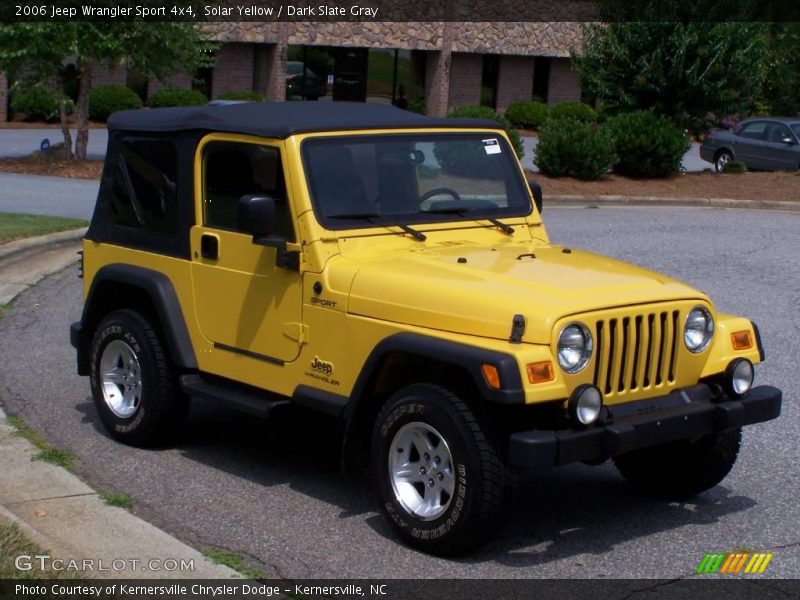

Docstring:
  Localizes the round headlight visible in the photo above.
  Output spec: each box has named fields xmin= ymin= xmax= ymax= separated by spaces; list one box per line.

xmin=684 ymin=307 xmax=714 ymax=353
xmin=557 ymin=323 xmax=593 ymax=374
xmin=726 ymin=359 xmax=754 ymax=397
xmin=569 ymin=384 xmax=603 ymax=426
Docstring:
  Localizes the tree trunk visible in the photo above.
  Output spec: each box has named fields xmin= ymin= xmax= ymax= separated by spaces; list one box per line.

xmin=59 ymin=96 xmax=74 ymax=160
xmin=74 ymin=59 xmax=93 ymax=161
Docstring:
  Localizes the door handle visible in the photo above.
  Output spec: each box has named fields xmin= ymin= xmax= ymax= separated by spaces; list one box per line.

xmin=200 ymin=234 xmax=219 ymax=260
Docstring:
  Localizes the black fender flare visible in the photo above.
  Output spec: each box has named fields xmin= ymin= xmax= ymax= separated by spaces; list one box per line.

xmin=73 ymin=263 xmax=197 ymax=373
xmin=343 ymin=332 xmax=525 ymax=421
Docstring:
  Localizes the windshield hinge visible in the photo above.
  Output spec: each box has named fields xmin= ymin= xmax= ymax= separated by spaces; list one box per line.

xmin=509 ymin=314 xmax=526 ymax=344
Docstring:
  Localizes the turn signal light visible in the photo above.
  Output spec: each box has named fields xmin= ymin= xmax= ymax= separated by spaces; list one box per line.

xmin=731 ymin=331 xmax=753 ymax=351
xmin=481 ymin=364 xmax=501 ymax=390
xmin=526 ymin=361 xmax=554 ymax=384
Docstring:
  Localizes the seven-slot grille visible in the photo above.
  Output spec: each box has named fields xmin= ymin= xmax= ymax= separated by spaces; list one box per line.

xmin=592 ymin=310 xmax=681 ymax=398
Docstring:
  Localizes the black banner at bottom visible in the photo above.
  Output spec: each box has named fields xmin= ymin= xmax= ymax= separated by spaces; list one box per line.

xmin=1 ymin=579 xmax=799 ymax=600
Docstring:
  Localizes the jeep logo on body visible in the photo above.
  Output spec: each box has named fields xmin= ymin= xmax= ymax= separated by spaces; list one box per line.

xmin=311 ymin=356 xmax=333 ymax=376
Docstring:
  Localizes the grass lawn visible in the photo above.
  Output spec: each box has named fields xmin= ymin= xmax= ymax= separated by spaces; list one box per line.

xmin=0 ymin=212 xmax=87 ymax=245
xmin=0 ymin=516 xmax=84 ymax=579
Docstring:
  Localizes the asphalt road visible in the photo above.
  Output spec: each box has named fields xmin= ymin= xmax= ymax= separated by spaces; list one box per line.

xmin=0 ymin=173 xmax=98 ymax=219
xmin=0 ymin=206 xmax=796 ymax=580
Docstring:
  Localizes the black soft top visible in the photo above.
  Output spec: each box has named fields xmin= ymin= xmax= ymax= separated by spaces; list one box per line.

xmin=107 ymin=101 xmax=500 ymax=138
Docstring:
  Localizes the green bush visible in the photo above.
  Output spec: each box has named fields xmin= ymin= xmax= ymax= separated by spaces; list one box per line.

xmin=534 ymin=117 xmax=617 ymax=180
xmin=722 ymin=160 xmax=748 ymax=174
xmin=549 ymin=101 xmax=597 ymax=123
xmin=505 ymin=101 xmax=550 ymax=130
xmin=215 ymin=91 xmax=263 ymax=102
xmin=11 ymin=85 xmax=73 ymax=122
xmin=147 ymin=88 xmax=208 ymax=108
xmin=603 ymin=111 xmax=690 ymax=178
xmin=89 ymin=85 xmax=143 ymax=121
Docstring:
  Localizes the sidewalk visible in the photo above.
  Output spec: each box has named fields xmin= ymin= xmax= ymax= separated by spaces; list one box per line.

xmin=0 ymin=229 xmax=238 ymax=579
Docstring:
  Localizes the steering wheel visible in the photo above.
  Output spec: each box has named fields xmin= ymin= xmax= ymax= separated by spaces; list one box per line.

xmin=419 ymin=187 xmax=462 ymax=204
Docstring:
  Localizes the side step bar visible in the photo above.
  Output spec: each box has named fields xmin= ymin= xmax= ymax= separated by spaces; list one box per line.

xmin=179 ymin=374 xmax=290 ymax=418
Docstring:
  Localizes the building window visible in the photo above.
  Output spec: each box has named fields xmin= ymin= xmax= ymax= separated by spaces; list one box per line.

xmin=533 ymin=57 xmax=551 ymax=104
xmin=481 ymin=54 xmax=499 ymax=109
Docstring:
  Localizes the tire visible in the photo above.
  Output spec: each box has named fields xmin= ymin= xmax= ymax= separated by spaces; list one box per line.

xmin=89 ymin=309 xmax=189 ymax=447
xmin=371 ymin=383 xmax=504 ymax=555
xmin=714 ymin=150 xmax=733 ymax=173
xmin=613 ymin=428 xmax=741 ymax=500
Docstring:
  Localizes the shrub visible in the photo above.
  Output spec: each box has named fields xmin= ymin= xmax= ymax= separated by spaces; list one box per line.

xmin=89 ymin=85 xmax=143 ymax=121
xmin=534 ymin=117 xmax=617 ymax=180
xmin=215 ymin=91 xmax=263 ymax=102
xmin=549 ymin=101 xmax=597 ymax=123
xmin=603 ymin=111 xmax=690 ymax=178
xmin=722 ymin=160 xmax=748 ymax=174
xmin=505 ymin=101 xmax=550 ymax=130
xmin=11 ymin=85 xmax=73 ymax=122
xmin=147 ymin=88 xmax=208 ymax=108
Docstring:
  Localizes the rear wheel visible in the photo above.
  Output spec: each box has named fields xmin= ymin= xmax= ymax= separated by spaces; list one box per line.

xmin=371 ymin=383 xmax=504 ymax=555
xmin=714 ymin=150 xmax=733 ymax=173
xmin=89 ymin=309 xmax=189 ymax=447
xmin=614 ymin=428 xmax=741 ymax=500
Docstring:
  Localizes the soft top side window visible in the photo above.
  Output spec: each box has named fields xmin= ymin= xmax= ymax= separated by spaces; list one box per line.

xmin=202 ymin=141 xmax=295 ymax=241
xmin=110 ymin=138 xmax=178 ymax=233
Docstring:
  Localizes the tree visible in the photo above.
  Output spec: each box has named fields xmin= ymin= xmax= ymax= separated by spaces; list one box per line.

xmin=572 ymin=21 xmax=768 ymax=135
xmin=0 ymin=22 xmax=213 ymax=159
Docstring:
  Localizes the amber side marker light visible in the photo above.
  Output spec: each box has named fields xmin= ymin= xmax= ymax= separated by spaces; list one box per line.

xmin=481 ymin=364 xmax=501 ymax=390
xmin=731 ymin=331 xmax=753 ymax=351
xmin=527 ymin=361 xmax=554 ymax=384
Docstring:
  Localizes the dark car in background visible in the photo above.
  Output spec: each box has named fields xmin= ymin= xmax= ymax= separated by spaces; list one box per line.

xmin=286 ymin=61 xmax=328 ymax=101
xmin=700 ymin=117 xmax=800 ymax=172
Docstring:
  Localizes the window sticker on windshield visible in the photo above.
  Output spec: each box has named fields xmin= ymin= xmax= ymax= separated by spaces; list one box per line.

xmin=482 ymin=139 xmax=501 ymax=155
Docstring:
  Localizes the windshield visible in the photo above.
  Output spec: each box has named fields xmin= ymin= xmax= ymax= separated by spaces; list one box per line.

xmin=792 ymin=124 xmax=800 ymax=139
xmin=302 ymin=133 xmax=531 ymax=230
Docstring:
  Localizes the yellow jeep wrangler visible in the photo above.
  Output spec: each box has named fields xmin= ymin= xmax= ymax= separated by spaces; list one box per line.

xmin=70 ymin=102 xmax=782 ymax=555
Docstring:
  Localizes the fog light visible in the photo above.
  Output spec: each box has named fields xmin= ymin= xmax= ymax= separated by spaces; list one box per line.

xmin=568 ymin=384 xmax=603 ymax=426
xmin=726 ymin=359 xmax=754 ymax=397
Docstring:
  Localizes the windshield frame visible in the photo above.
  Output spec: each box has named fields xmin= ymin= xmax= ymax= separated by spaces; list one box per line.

xmin=300 ymin=131 xmax=532 ymax=231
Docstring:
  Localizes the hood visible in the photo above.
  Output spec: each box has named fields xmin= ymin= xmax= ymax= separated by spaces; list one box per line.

xmin=346 ymin=243 xmax=704 ymax=344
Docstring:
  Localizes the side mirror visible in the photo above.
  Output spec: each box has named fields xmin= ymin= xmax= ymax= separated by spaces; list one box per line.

xmin=782 ymin=136 xmax=795 ymax=145
xmin=528 ymin=179 xmax=543 ymax=214
xmin=237 ymin=194 xmax=276 ymax=237
xmin=237 ymin=194 xmax=299 ymax=270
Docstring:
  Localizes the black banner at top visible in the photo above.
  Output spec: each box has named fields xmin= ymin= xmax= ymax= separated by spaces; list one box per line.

xmin=3 ymin=0 xmax=800 ymax=22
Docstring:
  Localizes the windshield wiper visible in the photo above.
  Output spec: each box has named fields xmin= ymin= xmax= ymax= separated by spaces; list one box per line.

xmin=327 ymin=212 xmax=426 ymax=241
xmin=423 ymin=207 xmax=514 ymax=235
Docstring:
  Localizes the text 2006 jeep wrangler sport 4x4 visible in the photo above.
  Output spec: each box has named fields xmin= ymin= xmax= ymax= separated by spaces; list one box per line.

xmin=71 ymin=102 xmax=782 ymax=555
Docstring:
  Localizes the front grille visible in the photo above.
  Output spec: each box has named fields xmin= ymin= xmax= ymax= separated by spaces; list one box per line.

xmin=592 ymin=310 xmax=680 ymax=398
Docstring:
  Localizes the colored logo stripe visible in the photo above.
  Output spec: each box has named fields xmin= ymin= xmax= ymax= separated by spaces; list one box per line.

xmin=697 ymin=552 xmax=773 ymax=574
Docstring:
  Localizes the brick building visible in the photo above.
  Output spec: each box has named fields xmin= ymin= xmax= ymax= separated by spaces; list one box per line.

xmin=1 ymin=22 xmax=583 ymax=121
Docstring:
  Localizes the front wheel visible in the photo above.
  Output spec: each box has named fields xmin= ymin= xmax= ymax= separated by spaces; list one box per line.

xmin=613 ymin=428 xmax=741 ymax=500
xmin=371 ymin=384 xmax=504 ymax=555
xmin=89 ymin=309 xmax=189 ymax=447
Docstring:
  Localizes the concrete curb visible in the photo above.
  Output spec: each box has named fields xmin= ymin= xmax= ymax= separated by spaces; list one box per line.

xmin=0 ymin=227 xmax=87 ymax=261
xmin=546 ymin=195 xmax=800 ymax=213
xmin=0 ymin=405 xmax=240 ymax=579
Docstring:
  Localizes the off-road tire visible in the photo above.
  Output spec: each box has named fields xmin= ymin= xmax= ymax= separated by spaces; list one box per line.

xmin=371 ymin=383 xmax=504 ymax=555
xmin=89 ymin=309 xmax=189 ymax=447
xmin=613 ymin=428 xmax=742 ymax=500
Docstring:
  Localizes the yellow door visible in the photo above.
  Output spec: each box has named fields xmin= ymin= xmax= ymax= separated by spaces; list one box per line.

xmin=190 ymin=137 xmax=302 ymax=364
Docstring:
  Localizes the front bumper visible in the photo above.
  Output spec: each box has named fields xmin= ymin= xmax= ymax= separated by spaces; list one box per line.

xmin=508 ymin=384 xmax=782 ymax=469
